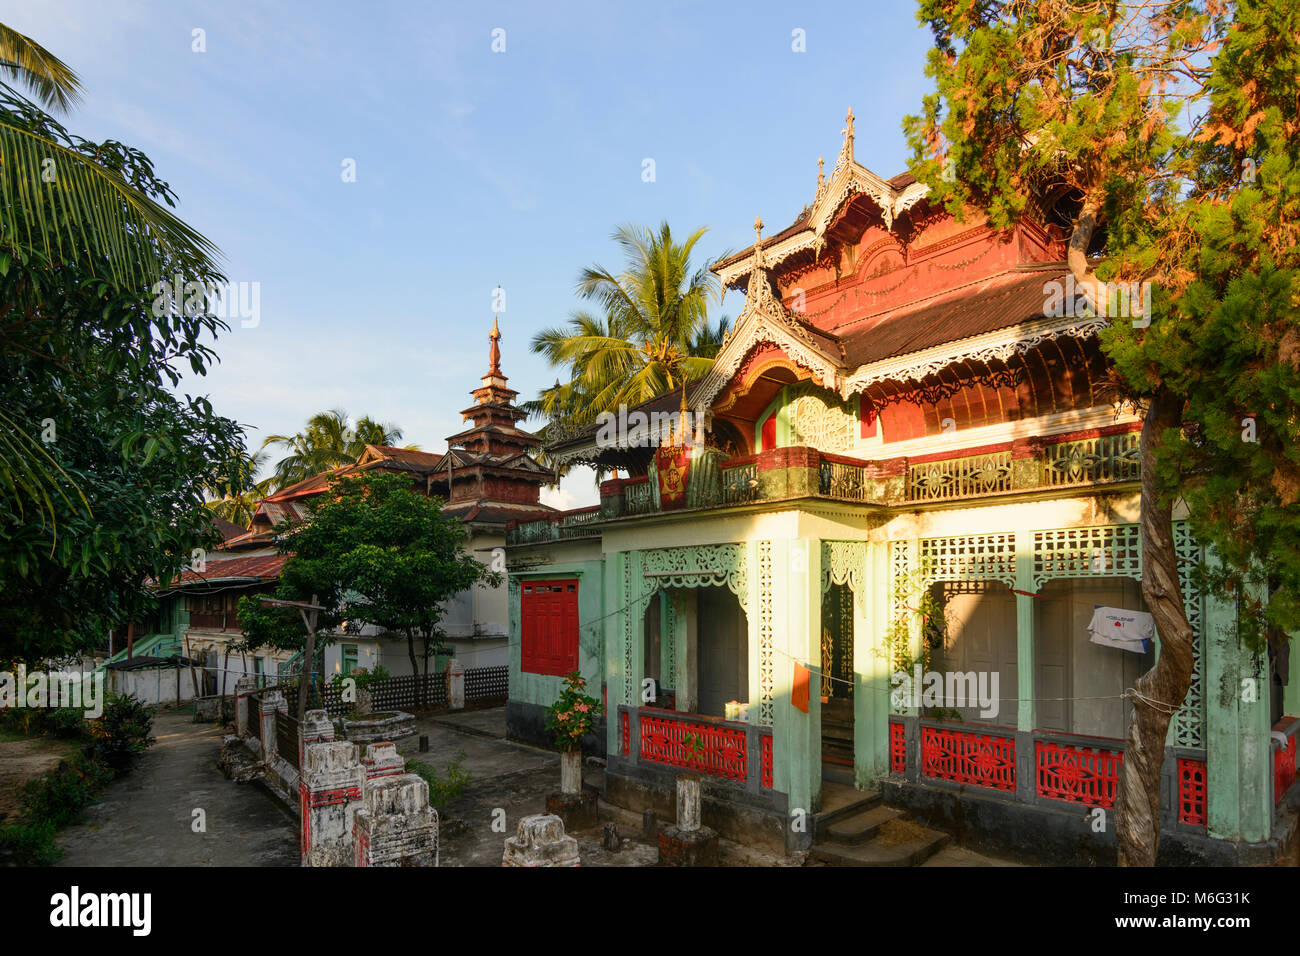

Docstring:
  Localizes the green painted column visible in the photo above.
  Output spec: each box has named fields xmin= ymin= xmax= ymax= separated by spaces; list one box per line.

xmin=604 ymin=551 xmax=625 ymax=758
xmin=1285 ymin=630 xmax=1300 ymax=719
xmin=855 ymin=540 xmax=890 ymax=786
xmin=1014 ymin=529 xmax=1035 ymax=732
xmin=777 ymin=537 xmax=820 ymax=815
xmin=1205 ymin=567 xmax=1272 ymax=842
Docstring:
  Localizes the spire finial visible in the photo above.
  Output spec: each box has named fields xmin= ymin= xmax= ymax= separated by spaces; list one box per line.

xmin=488 ymin=285 xmax=502 ymax=375
xmin=817 ymin=156 xmax=825 ymax=185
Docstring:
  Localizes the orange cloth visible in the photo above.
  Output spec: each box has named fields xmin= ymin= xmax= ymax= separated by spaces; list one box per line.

xmin=792 ymin=663 xmax=810 ymax=714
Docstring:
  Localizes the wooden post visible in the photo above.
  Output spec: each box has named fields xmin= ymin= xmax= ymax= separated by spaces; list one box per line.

xmin=297 ymin=594 xmax=319 ymax=723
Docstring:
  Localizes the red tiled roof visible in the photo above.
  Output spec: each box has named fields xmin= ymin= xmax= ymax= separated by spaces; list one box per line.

xmin=169 ymin=553 xmax=287 ymax=587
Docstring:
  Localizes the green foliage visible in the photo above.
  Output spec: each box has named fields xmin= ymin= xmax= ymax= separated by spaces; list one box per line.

xmin=409 ymin=752 xmax=471 ymax=811
xmin=22 ymin=753 xmax=112 ymax=828
xmin=86 ymin=693 xmax=155 ymax=774
xmin=0 ymin=703 xmax=90 ymax=741
xmin=0 ymin=819 xmax=59 ymax=866
xmin=903 ymin=0 xmax=1300 ymax=648
xmin=0 ymin=81 xmax=248 ymax=663
xmin=525 ymin=222 xmax=729 ymax=471
xmin=545 ymin=671 xmax=601 ymax=752
xmin=259 ymin=409 xmax=410 ymax=492
xmin=240 ymin=472 xmax=498 ymax=693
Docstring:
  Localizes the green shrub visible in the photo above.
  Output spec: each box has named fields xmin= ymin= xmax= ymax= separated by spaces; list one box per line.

xmin=87 ymin=693 xmax=155 ymax=774
xmin=409 ymin=751 xmax=471 ymax=811
xmin=0 ymin=820 xmax=60 ymax=866
xmin=21 ymin=755 xmax=112 ymax=829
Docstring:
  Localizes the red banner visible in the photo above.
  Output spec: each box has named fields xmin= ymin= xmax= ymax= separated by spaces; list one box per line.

xmin=656 ymin=445 xmax=690 ymax=510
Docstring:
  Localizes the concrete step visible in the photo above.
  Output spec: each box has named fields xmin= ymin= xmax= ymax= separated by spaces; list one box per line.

xmin=824 ymin=805 xmax=904 ymax=845
xmin=810 ymin=821 xmax=950 ymax=867
xmin=813 ymin=786 xmax=881 ymax=838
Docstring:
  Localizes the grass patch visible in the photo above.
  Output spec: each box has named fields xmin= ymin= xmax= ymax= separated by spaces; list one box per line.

xmin=409 ymin=751 xmax=471 ymax=812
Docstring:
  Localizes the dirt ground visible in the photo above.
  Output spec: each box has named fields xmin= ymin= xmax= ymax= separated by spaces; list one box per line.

xmin=0 ymin=733 xmax=81 ymax=824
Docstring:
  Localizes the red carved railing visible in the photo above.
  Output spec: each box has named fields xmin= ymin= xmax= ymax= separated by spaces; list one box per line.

xmin=760 ymin=732 xmax=773 ymax=789
xmin=1035 ymin=741 xmax=1122 ymax=808
xmin=921 ymin=725 xmax=1016 ymax=792
xmin=889 ymin=720 xmax=907 ymax=774
xmin=1275 ymin=733 xmax=1296 ymax=807
xmin=639 ymin=712 xmax=747 ymax=781
xmin=1178 ymin=758 xmax=1207 ymax=826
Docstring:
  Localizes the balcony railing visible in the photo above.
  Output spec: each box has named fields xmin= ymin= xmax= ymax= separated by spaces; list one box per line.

xmin=527 ymin=427 xmax=1146 ymax=536
xmin=505 ymin=506 xmax=603 ymax=546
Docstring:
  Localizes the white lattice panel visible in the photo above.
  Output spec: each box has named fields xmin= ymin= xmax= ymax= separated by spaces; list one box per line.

xmin=1032 ymin=525 xmax=1142 ymax=589
xmin=919 ymin=533 xmax=1017 ymax=586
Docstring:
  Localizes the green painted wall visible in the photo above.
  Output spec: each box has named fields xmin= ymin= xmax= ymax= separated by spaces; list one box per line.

xmin=508 ymin=559 xmax=605 ymax=715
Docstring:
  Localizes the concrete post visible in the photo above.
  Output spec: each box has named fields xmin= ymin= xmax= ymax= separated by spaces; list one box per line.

xmin=234 ymin=675 xmax=256 ymax=737
xmin=676 ymin=774 xmax=701 ymax=831
xmin=448 ymin=659 xmax=465 ymax=710
xmin=354 ymin=773 xmax=439 ymax=867
xmin=299 ymin=740 xmax=364 ymax=867
xmin=260 ymin=688 xmax=286 ymax=753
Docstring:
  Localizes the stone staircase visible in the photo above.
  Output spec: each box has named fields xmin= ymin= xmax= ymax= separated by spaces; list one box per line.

xmin=809 ymin=787 xmax=950 ymax=866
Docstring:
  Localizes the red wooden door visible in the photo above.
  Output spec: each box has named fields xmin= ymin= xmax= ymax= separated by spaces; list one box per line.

xmin=521 ymin=579 xmax=579 ymax=676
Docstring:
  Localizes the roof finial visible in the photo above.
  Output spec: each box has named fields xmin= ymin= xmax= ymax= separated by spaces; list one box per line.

xmin=817 ymin=156 xmax=825 ymax=186
xmin=489 ymin=284 xmax=502 ymax=376
xmin=837 ymin=107 xmax=855 ymax=169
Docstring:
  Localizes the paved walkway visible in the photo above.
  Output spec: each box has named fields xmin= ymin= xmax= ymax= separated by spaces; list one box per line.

xmin=55 ymin=711 xmax=298 ymax=867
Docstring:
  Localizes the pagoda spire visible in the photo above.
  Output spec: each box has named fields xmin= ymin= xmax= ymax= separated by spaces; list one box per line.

xmin=488 ymin=286 xmax=503 ymax=376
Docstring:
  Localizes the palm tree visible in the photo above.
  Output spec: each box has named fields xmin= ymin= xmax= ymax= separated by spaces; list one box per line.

xmin=1 ymin=24 xmax=221 ymax=535
xmin=260 ymin=410 xmax=414 ymax=490
xmin=0 ymin=23 xmax=220 ymax=290
xmin=526 ymin=222 xmax=728 ymax=433
xmin=204 ymin=449 xmax=272 ymax=528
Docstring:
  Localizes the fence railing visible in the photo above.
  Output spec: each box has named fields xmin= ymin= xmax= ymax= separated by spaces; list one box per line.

xmin=465 ymin=665 xmax=508 ymax=702
xmin=819 ymin=457 xmax=870 ymax=501
xmin=721 ymin=460 xmax=759 ymax=505
xmin=907 ymin=451 xmax=1014 ymax=502
xmin=1041 ymin=430 xmax=1141 ymax=488
xmin=275 ymin=710 xmax=300 ymax=769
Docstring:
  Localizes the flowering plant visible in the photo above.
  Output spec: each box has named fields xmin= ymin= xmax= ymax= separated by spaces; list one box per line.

xmin=545 ymin=671 xmax=601 ymax=752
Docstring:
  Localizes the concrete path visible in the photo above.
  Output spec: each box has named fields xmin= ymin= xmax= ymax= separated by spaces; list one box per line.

xmin=55 ymin=711 xmax=298 ymax=867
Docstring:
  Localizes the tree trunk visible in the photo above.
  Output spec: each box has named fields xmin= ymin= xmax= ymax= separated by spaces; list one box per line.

xmin=1115 ymin=390 xmax=1195 ymax=866
xmin=407 ymin=631 xmax=423 ymax=708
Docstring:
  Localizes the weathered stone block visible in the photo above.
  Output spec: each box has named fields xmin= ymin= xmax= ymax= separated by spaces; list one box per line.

xmin=658 ymin=825 xmax=719 ymax=866
xmin=502 ymin=813 xmax=580 ymax=867
xmin=361 ymin=741 xmax=406 ymax=783
xmin=343 ymin=711 xmax=416 ymax=747
xmin=354 ymin=773 xmax=439 ymax=867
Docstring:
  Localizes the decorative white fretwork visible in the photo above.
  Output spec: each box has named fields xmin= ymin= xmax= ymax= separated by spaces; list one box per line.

xmin=789 ymin=386 xmax=857 ymax=453
xmin=1032 ymin=525 xmax=1143 ymax=589
xmin=821 ymin=541 xmax=867 ymax=616
xmin=1173 ymin=522 xmax=1205 ymax=748
xmin=918 ymin=533 xmax=1018 ymax=587
xmin=758 ymin=540 xmax=774 ymax=726
xmin=642 ymin=544 xmax=748 ymax=598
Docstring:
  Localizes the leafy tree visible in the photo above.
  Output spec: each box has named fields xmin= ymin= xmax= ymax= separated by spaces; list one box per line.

xmin=526 ymin=222 xmax=728 ymax=449
xmin=0 ymin=48 xmax=247 ymax=662
xmin=239 ymin=472 xmax=499 ymax=703
xmin=259 ymin=409 xmax=413 ymax=490
xmin=905 ymin=0 xmax=1298 ymax=864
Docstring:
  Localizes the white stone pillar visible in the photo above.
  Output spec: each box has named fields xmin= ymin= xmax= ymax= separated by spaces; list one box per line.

xmin=299 ymin=741 xmax=364 ymax=867
xmin=234 ymin=675 xmax=256 ymax=737
xmin=676 ymin=774 xmax=701 ymax=832
xmin=448 ymin=659 xmax=465 ymax=710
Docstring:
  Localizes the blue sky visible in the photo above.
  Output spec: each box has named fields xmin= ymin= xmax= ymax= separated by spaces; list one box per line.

xmin=9 ymin=0 xmax=935 ymax=507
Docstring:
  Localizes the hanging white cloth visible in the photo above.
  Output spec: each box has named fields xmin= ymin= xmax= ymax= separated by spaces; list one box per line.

xmin=1087 ymin=606 xmax=1154 ymax=653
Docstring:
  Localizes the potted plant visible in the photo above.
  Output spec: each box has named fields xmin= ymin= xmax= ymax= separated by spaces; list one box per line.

xmin=545 ymin=671 xmax=601 ymax=795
